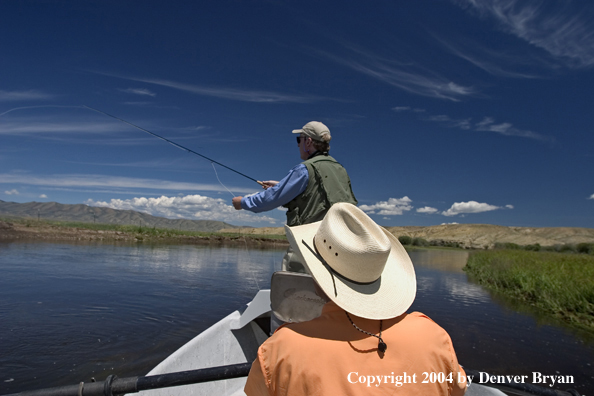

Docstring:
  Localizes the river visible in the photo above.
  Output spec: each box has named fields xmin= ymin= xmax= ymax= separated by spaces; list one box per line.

xmin=0 ymin=241 xmax=592 ymax=394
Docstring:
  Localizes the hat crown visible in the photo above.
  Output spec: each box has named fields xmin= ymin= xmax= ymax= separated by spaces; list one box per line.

xmin=292 ymin=121 xmax=331 ymax=142
xmin=314 ymin=203 xmax=391 ymax=283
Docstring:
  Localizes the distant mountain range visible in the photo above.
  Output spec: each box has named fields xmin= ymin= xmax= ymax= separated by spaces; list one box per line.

xmin=3 ymin=200 xmax=593 ymax=248
xmin=0 ymin=200 xmax=243 ymax=232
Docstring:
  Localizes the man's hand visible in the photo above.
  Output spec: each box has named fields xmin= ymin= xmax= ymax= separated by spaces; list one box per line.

xmin=232 ymin=196 xmax=243 ymax=210
xmin=261 ymin=180 xmax=279 ymax=190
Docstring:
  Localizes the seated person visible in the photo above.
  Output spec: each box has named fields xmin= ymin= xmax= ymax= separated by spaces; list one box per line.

xmin=245 ymin=203 xmax=467 ymax=396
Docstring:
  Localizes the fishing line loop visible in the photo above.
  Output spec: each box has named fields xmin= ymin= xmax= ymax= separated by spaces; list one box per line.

xmin=1 ymin=104 xmax=262 ymax=200
xmin=81 ymin=105 xmax=263 ymax=188
xmin=211 ymin=162 xmax=236 ymax=197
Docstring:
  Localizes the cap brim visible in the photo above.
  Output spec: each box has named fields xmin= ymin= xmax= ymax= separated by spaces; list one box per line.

xmin=292 ymin=129 xmax=303 ymax=134
xmin=284 ymin=222 xmax=416 ymax=320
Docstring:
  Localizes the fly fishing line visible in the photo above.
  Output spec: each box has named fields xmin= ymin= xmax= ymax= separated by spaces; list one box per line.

xmin=82 ymin=106 xmax=264 ymax=189
xmin=1 ymin=105 xmax=262 ymax=196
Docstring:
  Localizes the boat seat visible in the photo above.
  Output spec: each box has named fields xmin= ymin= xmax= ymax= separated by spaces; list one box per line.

xmin=270 ymin=271 xmax=328 ymax=324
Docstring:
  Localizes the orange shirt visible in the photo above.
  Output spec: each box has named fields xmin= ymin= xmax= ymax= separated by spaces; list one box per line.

xmin=245 ymin=302 xmax=467 ymax=396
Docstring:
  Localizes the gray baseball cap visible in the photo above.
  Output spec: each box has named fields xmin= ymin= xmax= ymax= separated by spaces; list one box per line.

xmin=292 ymin=121 xmax=331 ymax=142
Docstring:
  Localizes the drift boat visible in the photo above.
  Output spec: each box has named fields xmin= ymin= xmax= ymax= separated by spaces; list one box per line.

xmin=137 ymin=272 xmax=507 ymax=396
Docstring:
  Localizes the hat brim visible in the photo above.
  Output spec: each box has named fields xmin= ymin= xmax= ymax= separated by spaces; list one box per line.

xmin=291 ymin=129 xmax=304 ymax=134
xmin=284 ymin=222 xmax=416 ymax=320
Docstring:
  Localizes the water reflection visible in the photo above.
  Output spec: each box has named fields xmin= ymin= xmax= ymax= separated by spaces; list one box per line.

xmin=409 ymin=249 xmax=469 ymax=273
xmin=409 ymin=249 xmax=594 ymax=395
xmin=1 ymin=243 xmax=593 ymax=395
xmin=0 ymin=241 xmax=284 ymax=393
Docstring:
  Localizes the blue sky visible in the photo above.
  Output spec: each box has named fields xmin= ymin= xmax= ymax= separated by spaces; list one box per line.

xmin=1 ymin=0 xmax=593 ymax=228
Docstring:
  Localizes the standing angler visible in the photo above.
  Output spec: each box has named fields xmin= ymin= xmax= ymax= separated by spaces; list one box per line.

xmin=232 ymin=121 xmax=357 ymax=272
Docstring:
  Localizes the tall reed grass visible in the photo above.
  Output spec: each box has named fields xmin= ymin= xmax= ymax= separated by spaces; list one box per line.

xmin=464 ymin=250 xmax=594 ymax=331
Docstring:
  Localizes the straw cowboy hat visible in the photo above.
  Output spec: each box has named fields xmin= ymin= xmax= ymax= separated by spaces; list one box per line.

xmin=284 ymin=202 xmax=416 ymax=320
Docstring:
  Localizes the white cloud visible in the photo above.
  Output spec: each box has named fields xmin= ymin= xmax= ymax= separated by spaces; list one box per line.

xmin=39 ymin=194 xmax=48 ymax=198
xmin=360 ymin=196 xmax=413 ymax=216
xmin=589 ymin=194 xmax=594 ymax=200
xmin=441 ymin=222 xmax=459 ymax=225
xmin=456 ymin=0 xmax=594 ymax=68
xmin=4 ymin=189 xmax=19 ymax=195
xmin=442 ymin=201 xmax=501 ymax=216
xmin=87 ymin=194 xmax=277 ymax=224
xmin=0 ymin=90 xmax=54 ymax=102
xmin=417 ymin=206 xmax=439 ymax=214
xmin=505 ymin=204 xmax=514 ymax=209
xmin=119 ymin=88 xmax=156 ymax=97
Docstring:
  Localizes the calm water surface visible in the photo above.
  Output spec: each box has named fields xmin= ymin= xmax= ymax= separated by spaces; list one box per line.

xmin=1 ymin=242 xmax=592 ymax=394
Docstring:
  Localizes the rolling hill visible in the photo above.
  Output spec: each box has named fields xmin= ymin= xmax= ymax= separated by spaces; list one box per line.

xmin=0 ymin=200 xmax=242 ymax=232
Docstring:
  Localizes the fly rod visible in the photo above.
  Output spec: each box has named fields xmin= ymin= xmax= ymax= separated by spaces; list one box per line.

xmin=83 ymin=105 xmax=264 ymax=187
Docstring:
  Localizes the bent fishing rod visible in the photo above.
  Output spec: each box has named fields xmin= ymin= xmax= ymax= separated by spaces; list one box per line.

xmin=83 ymin=105 xmax=264 ymax=187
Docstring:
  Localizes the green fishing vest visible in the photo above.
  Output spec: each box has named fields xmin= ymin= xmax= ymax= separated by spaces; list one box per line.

xmin=283 ymin=154 xmax=357 ymax=226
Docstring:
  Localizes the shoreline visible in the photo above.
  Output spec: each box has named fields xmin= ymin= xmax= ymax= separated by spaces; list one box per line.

xmin=0 ymin=220 xmax=290 ymax=248
xmin=464 ymin=249 xmax=594 ymax=334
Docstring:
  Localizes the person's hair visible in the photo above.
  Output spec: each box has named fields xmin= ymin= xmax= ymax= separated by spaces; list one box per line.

xmin=312 ymin=135 xmax=330 ymax=152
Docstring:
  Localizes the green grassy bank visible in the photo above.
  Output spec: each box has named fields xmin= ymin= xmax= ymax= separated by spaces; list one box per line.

xmin=0 ymin=217 xmax=288 ymax=242
xmin=464 ymin=250 xmax=594 ymax=332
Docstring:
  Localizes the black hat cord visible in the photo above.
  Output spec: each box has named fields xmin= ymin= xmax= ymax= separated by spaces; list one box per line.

xmin=345 ymin=312 xmax=387 ymax=353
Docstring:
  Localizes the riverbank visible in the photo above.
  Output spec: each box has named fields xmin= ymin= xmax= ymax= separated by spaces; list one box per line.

xmin=0 ymin=219 xmax=289 ymax=248
xmin=223 ymin=223 xmax=594 ymax=249
xmin=464 ymin=249 xmax=594 ymax=333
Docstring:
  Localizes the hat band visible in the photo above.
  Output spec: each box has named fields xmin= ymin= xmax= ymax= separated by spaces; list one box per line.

xmin=301 ymin=239 xmax=379 ymax=286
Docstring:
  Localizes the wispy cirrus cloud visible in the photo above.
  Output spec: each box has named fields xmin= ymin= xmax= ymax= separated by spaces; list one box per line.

xmin=4 ymin=189 xmax=19 ymax=195
xmin=475 ymin=117 xmax=547 ymax=140
xmin=394 ymin=106 xmax=552 ymax=141
xmin=0 ymin=90 xmax=55 ymax=102
xmin=393 ymin=106 xmax=426 ymax=113
xmin=435 ymin=36 xmax=545 ymax=78
xmin=87 ymin=194 xmax=277 ymax=224
xmin=455 ymin=0 xmax=594 ymax=68
xmin=0 ymin=172 xmax=255 ymax=194
xmin=91 ymin=71 xmax=326 ymax=103
xmin=119 ymin=88 xmax=157 ymax=97
xmin=317 ymin=47 xmax=476 ymax=101
xmin=0 ymin=118 xmax=123 ymax=135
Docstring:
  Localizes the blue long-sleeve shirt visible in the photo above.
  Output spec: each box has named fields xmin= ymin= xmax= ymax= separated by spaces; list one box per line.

xmin=241 ymin=164 xmax=309 ymax=213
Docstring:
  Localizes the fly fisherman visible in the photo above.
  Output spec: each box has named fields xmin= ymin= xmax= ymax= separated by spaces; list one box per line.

xmin=244 ymin=203 xmax=467 ymax=396
xmin=232 ymin=121 xmax=357 ymax=272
